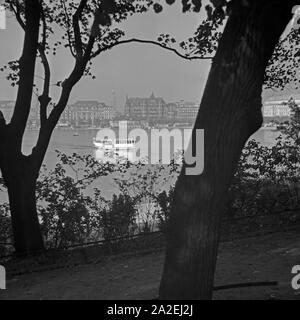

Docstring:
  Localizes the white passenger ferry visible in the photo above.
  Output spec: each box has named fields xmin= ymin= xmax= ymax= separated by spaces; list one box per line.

xmin=93 ymin=138 xmax=136 ymax=150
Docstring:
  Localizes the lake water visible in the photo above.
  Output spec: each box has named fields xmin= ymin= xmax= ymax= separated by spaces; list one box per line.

xmin=21 ymin=127 xmax=279 ymax=167
xmin=0 ymin=127 xmax=280 ymax=203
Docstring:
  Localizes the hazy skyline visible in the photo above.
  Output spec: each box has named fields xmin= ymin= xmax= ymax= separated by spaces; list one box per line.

xmin=0 ymin=3 xmax=211 ymax=111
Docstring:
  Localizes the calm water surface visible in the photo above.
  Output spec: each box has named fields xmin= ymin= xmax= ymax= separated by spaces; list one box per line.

xmin=22 ymin=127 xmax=280 ymax=167
xmin=0 ymin=127 xmax=280 ymax=203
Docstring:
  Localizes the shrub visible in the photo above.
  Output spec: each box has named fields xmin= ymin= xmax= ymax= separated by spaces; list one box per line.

xmin=101 ymin=193 xmax=137 ymax=240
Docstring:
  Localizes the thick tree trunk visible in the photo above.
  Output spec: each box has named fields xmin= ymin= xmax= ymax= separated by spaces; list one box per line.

xmin=0 ymin=0 xmax=43 ymax=255
xmin=1 ymin=155 xmax=44 ymax=255
xmin=159 ymin=0 xmax=294 ymax=300
xmin=0 ymin=0 xmax=92 ymax=256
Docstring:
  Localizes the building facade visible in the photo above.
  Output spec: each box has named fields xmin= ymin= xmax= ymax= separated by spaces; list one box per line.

xmin=124 ymin=93 xmax=166 ymax=120
xmin=262 ymin=96 xmax=300 ymax=121
xmin=124 ymin=94 xmax=199 ymax=123
xmin=0 ymin=100 xmax=39 ymax=127
xmin=72 ymin=101 xmax=104 ymax=126
xmin=174 ymin=101 xmax=199 ymax=122
xmin=102 ymin=105 xmax=116 ymax=120
xmin=164 ymin=103 xmax=177 ymax=121
xmin=61 ymin=101 xmax=116 ymax=126
xmin=0 ymin=101 xmax=15 ymax=123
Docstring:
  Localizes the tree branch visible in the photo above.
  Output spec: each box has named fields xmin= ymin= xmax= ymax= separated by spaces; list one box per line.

xmin=11 ymin=1 xmax=51 ymax=128
xmin=38 ymin=53 xmax=50 ymax=128
xmin=31 ymin=3 xmax=98 ymax=168
xmin=32 ymin=84 xmax=72 ymax=170
xmin=38 ymin=8 xmax=51 ymax=128
xmin=9 ymin=1 xmax=26 ymax=30
xmin=0 ymin=110 xmax=7 ymax=156
xmin=91 ymin=38 xmax=213 ymax=61
xmin=72 ymin=0 xmax=88 ymax=58
xmin=60 ymin=0 xmax=76 ymax=58
xmin=0 ymin=110 xmax=6 ymax=134
xmin=10 ymin=0 xmax=41 ymax=148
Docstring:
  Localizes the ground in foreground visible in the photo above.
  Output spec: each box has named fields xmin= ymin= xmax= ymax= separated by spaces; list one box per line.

xmin=1 ymin=229 xmax=300 ymax=300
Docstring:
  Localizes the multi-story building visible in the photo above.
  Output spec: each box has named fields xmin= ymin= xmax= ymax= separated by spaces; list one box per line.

xmin=124 ymin=95 xmax=200 ymax=123
xmin=61 ymin=101 xmax=116 ymax=126
xmin=262 ymin=95 xmax=300 ymax=121
xmin=174 ymin=101 xmax=199 ymax=122
xmin=0 ymin=100 xmax=39 ymax=127
xmin=28 ymin=104 xmax=40 ymax=127
xmin=102 ymin=105 xmax=116 ymax=120
xmin=109 ymin=120 xmax=143 ymax=130
xmin=263 ymin=102 xmax=291 ymax=118
xmin=124 ymin=93 xmax=166 ymax=120
xmin=60 ymin=104 xmax=73 ymax=125
xmin=0 ymin=100 xmax=15 ymax=123
xmin=72 ymin=101 xmax=103 ymax=126
xmin=164 ymin=103 xmax=177 ymax=121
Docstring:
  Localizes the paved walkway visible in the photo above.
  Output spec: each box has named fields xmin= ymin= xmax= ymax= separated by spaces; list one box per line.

xmin=1 ymin=229 xmax=300 ymax=300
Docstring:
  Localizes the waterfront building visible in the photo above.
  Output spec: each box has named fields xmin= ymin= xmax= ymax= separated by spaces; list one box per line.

xmin=0 ymin=100 xmax=42 ymax=128
xmin=0 ymin=100 xmax=15 ymax=122
xmin=72 ymin=100 xmax=104 ymax=126
xmin=164 ymin=102 xmax=177 ymax=121
xmin=102 ymin=105 xmax=116 ymax=120
xmin=109 ymin=119 xmax=145 ymax=129
xmin=61 ymin=101 xmax=116 ymax=126
xmin=262 ymin=95 xmax=300 ymax=121
xmin=124 ymin=93 xmax=166 ymax=120
xmin=60 ymin=104 xmax=73 ymax=125
xmin=263 ymin=101 xmax=291 ymax=118
xmin=28 ymin=104 xmax=40 ymax=128
xmin=174 ymin=100 xmax=199 ymax=122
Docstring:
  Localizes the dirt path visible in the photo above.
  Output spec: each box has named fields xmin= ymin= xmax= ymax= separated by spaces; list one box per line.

xmin=1 ymin=229 xmax=300 ymax=300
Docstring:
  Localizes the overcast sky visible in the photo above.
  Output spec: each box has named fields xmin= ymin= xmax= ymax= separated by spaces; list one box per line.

xmin=1 ymin=2 xmax=297 ymax=112
xmin=0 ymin=2 xmax=212 ymax=111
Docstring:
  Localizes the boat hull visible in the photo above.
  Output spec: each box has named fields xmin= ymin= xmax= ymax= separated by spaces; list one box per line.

xmin=93 ymin=140 xmax=135 ymax=150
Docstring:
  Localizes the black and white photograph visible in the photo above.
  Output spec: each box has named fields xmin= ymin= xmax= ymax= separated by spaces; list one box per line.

xmin=0 ymin=0 xmax=300 ymax=305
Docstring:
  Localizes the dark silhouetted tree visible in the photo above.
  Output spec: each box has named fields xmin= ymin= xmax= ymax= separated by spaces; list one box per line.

xmin=157 ymin=0 xmax=300 ymax=300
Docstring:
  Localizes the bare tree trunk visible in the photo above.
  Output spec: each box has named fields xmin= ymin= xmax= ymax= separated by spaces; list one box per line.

xmin=0 ymin=0 xmax=97 ymax=255
xmin=1 ymin=154 xmax=44 ymax=255
xmin=159 ymin=0 xmax=295 ymax=300
xmin=0 ymin=0 xmax=43 ymax=255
